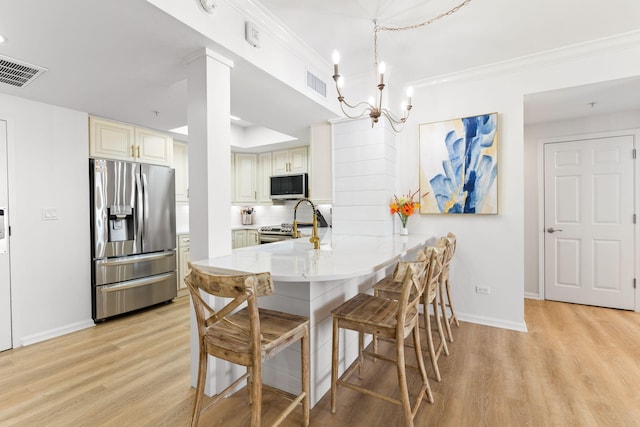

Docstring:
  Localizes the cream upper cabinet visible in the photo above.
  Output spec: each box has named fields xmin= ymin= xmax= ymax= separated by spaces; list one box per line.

xmin=173 ymin=141 xmax=189 ymax=203
xmin=89 ymin=116 xmax=173 ymax=166
xmin=258 ymin=152 xmax=272 ymax=203
xmin=89 ymin=117 xmax=135 ymax=161
xmin=234 ymin=153 xmax=257 ymax=203
xmin=231 ymin=145 xmax=309 ymax=204
xmin=272 ymin=147 xmax=307 ymax=176
xmin=135 ymin=128 xmax=173 ymax=166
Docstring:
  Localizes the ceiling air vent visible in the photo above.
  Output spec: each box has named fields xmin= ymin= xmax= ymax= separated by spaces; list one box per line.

xmin=306 ymin=70 xmax=326 ymax=98
xmin=0 ymin=55 xmax=47 ymax=88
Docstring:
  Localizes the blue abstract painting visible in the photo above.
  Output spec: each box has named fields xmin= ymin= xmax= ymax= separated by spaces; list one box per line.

xmin=419 ymin=113 xmax=498 ymax=214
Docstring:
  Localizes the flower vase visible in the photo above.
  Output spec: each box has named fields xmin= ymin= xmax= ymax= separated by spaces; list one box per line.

xmin=400 ymin=225 xmax=408 ymax=236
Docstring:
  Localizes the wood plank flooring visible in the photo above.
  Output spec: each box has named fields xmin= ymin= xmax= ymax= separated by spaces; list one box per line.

xmin=1 ymin=297 xmax=639 ymax=426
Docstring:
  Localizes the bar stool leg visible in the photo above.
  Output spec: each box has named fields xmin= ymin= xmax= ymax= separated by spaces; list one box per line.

xmin=358 ymin=332 xmax=365 ymax=379
xmin=301 ymin=327 xmax=310 ymax=427
xmin=433 ymin=298 xmax=449 ymax=357
xmin=412 ymin=317 xmax=434 ymax=404
xmin=446 ymin=278 xmax=460 ymax=327
xmin=423 ymin=301 xmax=441 ymax=382
xmin=330 ymin=318 xmax=339 ymax=414
xmin=191 ymin=346 xmax=208 ymax=427
xmin=395 ymin=336 xmax=414 ymax=427
xmin=439 ymin=280 xmax=454 ymax=343
xmin=250 ymin=361 xmax=262 ymax=426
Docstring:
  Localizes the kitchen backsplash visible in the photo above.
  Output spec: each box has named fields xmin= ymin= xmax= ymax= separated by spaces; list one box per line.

xmin=175 ymin=202 xmax=332 ymax=234
xmin=231 ymin=202 xmax=332 ymax=228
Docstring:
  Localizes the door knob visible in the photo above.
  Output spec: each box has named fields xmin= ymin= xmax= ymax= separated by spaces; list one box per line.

xmin=546 ymin=227 xmax=563 ymax=233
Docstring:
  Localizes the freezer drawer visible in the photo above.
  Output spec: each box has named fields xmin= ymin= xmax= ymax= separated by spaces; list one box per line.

xmin=94 ymin=251 xmax=176 ymax=286
xmin=94 ymin=271 xmax=177 ymax=320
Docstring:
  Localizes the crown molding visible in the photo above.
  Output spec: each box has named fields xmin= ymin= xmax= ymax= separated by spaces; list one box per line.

xmin=411 ymin=30 xmax=640 ymax=89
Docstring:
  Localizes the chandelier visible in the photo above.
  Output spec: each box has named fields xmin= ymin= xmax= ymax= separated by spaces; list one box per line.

xmin=331 ymin=0 xmax=474 ymax=132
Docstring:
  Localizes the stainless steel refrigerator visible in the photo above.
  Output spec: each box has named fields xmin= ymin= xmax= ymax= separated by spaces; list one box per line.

xmin=90 ymin=159 xmax=177 ymax=321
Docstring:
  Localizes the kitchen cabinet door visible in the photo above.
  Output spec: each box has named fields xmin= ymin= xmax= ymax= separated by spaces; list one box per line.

xmin=89 ymin=117 xmax=135 ymax=161
xmin=234 ymin=153 xmax=257 ymax=203
xmin=258 ymin=152 xmax=272 ymax=203
xmin=272 ymin=150 xmax=289 ymax=175
xmin=135 ymin=128 xmax=173 ymax=166
xmin=173 ymin=141 xmax=189 ymax=203
xmin=272 ymin=147 xmax=308 ymax=175
xmin=232 ymin=229 xmax=247 ymax=249
xmin=89 ymin=116 xmax=173 ymax=166
xmin=288 ymin=147 xmax=308 ymax=174
xmin=177 ymin=235 xmax=190 ymax=291
xmin=247 ymin=230 xmax=259 ymax=247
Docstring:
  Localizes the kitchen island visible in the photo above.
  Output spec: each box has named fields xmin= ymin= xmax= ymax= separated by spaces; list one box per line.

xmin=191 ymin=230 xmax=433 ymax=406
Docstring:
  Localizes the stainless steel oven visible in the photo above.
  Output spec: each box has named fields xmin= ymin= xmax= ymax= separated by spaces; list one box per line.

xmin=258 ymin=224 xmax=294 ymax=244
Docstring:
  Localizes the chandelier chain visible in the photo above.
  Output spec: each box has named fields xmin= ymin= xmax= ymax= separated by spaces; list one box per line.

xmin=373 ymin=0 xmax=474 ymax=64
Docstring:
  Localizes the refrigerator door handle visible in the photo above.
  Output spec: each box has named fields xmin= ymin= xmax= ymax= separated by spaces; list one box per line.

xmin=96 ymin=251 xmax=175 ymax=267
xmin=135 ymin=166 xmax=144 ymax=248
xmin=142 ymin=171 xmax=149 ymax=245
xmin=99 ymin=272 xmax=175 ymax=293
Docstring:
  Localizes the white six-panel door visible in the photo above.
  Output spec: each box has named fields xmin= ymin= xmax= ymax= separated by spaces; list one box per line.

xmin=0 ymin=120 xmax=11 ymax=351
xmin=544 ymin=136 xmax=635 ymax=309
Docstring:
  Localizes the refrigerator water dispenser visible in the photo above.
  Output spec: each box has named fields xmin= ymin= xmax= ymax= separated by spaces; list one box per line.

xmin=108 ymin=205 xmax=133 ymax=242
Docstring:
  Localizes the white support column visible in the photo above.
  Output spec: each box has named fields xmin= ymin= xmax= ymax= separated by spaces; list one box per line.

xmin=187 ymin=48 xmax=235 ymax=395
xmin=332 ymin=118 xmax=396 ymax=236
xmin=187 ymin=48 xmax=233 ymax=260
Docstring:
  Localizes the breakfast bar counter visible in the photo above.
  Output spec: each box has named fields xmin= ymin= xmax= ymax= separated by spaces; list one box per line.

xmin=191 ymin=230 xmax=433 ymax=406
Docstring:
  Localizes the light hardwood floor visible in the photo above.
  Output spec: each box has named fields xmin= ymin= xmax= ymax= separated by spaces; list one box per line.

xmin=1 ymin=297 xmax=639 ymax=426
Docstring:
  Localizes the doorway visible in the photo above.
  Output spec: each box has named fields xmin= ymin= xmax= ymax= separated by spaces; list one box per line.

xmin=0 ymin=119 xmax=11 ymax=351
xmin=543 ymin=134 xmax=635 ymax=309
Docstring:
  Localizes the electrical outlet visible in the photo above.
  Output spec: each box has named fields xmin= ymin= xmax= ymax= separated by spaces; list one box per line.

xmin=475 ymin=285 xmax=491 ymax=295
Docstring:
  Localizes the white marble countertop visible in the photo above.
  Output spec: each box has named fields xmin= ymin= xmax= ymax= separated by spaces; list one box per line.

xmin=191 ymin=230 xmax=432 ymax=282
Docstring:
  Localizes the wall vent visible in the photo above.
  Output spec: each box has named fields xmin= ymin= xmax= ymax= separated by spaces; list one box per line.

xmin=0 ymin=55 xmax=47 ymax=88
xmin=306 ymin=70 xmax=326 ymax=98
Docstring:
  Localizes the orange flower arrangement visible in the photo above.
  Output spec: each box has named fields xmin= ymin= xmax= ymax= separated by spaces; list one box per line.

xmin=390 ymin=189 xmax=426 ymax=228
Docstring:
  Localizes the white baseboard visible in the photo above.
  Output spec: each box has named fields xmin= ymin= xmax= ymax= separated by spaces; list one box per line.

xmin=457 ymin=312 xmax=528 ymax=333
xmin=524 ymin=292 xmax=542 ymax=300
xmin=20 ymin=320 xmax=95 ymax=347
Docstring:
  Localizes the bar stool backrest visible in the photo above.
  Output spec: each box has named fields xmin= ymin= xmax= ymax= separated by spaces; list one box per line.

xmin=185 ymin=264 xmax=274 ymax=352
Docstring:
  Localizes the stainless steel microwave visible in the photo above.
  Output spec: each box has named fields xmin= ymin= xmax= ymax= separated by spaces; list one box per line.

xmin=270 ymin=173 xmax=308 ymax=200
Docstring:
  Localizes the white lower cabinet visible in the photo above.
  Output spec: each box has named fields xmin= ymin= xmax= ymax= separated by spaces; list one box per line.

xmin=232 ymin=229 xmax=259 ymax=249
xmin=247 ymin=230 xmax=259 ymax=246
xmin=177 ymin=234 xmax=190 ymax=293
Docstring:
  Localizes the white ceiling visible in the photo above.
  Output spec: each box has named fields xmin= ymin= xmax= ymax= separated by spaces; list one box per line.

xmin=0 ymin=0 xmax=639 ymax=140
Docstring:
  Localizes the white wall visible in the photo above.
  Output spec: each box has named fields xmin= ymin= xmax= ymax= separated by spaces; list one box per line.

xmin=0 ymin=93 xmax=93 ymax=347
xmin=523 ymin=110 xmax=640 ymax=297
xmin=395 ymin=32 xmax=640 ymax=330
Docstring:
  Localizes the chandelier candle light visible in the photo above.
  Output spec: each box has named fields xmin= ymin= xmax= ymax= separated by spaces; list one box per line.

xmin=332 ymin=48 xmax=412 ymax=132
xmin=331 ymin=0 xmax=474 ymax=132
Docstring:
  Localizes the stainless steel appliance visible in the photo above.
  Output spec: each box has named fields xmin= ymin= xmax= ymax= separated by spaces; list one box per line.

xmin=90 ymin=159 xmax=176 ymax=321
xmin=270 ymin=173 xmax=308 ymax=200
xmin=258 ymin=224 xmax=294 ymax=244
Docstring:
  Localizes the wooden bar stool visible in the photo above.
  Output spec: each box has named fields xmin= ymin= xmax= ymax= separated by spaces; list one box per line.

xmin=437 ymin=232 xmax=459 ymax=343
xmin=185 ymin=263 xmax=310 ymax=427
xmin=331 ymin=256 xmax=434 ymax=427
xmin=374 ymin=246 xmax=448 ymax=382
